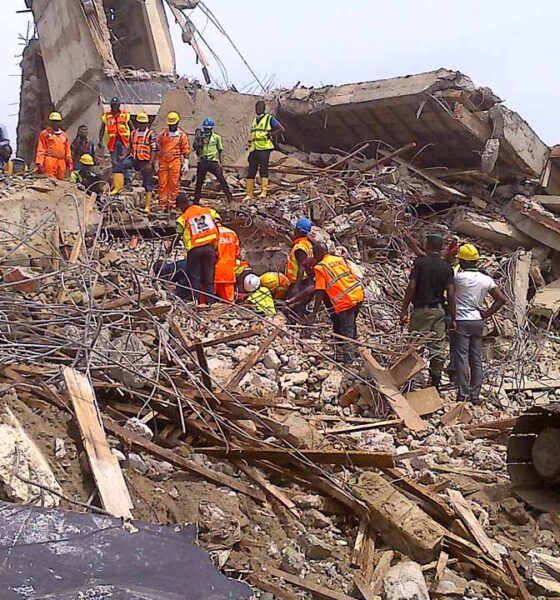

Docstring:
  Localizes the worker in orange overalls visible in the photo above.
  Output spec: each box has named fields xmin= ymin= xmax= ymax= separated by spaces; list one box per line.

xmin=101 ymin=97 xmax=132 ymax=189
xmin=35 ymin=112 xmax=73 ymax=180
xmin=213 ymin=212 xmax=240 ymax=303
xmin=157 ymin=112 xmax=190 ymax=212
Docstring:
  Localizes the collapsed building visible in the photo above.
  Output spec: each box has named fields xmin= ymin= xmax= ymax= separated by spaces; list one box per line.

xmin=6 ymin=2 xmax=560 ymax=599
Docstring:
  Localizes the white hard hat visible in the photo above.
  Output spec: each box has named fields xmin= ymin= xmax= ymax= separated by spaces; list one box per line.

xmin=243 ymin=274 xmax=261 ymax=293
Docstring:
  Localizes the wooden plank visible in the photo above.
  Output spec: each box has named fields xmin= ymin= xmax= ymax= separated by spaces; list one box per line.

xmin=433 ymin=550 xmax=449 ymax=592
xmin=370 ymin=550 xmax=394 ymax=594
xmin=103 ymin=419 xmax=266 ymax=503
xmin=502 ymin=378 xmax=560 ymax=392
xmin=101 ymin=289 xmax=158 ymax=311
xmin=361 ymin=529 xmax=377 ymax=583
xmin=248 ymin=575 xmax=299 ymax=600
xmin=405 ymin=387 xmax=443 ymax=416
xmin=197 ymin=447 xmax=394 ymax=468
xmin=269 ymin=567 xmax=356 ymax=600
xmin=194 ymin=342 xmax=213 ymax=391
xmin=505 ymin=558 xmax=532 ymax=600
xmin=351 ymin=519 xmax=368 ymax=567
xmin=236 ymin=462 xmax=300 ymax=517
xmin=441 ymin=403 xmax=473 ymax=426
xmin=326 ymin=419 xmax=402 ymax=435
xmin=447 ymin=489 xmax=502 ymax=563
xmin=186 ymin=327 xmax=262 ymax=351
xmin=388 ymin=347 xmax=426 ymax=387
xmin=360 ymin=349 xmax=427 ymax=431
xmin=226 ymin=326 xmax=281 ymax=390
xmin=354 ymin=576 xmax=380 ymax=600
xmin=63 ymin=367 xmax=133 ymax=518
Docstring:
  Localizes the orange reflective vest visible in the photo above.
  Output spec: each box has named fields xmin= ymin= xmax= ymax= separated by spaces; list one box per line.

xmin=158 ymin=128 xmax=190 ymax=162
xmin=215 ymin=225 xmax=240 ymax=284
xmin=35 ymin=129 xmax=72 ymax=167
xmin=286 ymin=237 xmax=313 ymax=283
xmin=102 ymin=111 xmax=131 ymax=152
xmin=177 ymin=205 xmax=219 ymax=251
xmin=314 ymin=254 xmax=364 ymax=314
xmin=131 ymin=129 xmax=156 ymax=161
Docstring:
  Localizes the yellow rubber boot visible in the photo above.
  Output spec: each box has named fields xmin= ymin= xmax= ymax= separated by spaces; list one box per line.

xmin=243 ymin=178 xmax=255 ymax=201
xmin=259 ymin=177 xmax=269 ymax=199
xmin=110 ymin=172 xmax=125 ymax=196
xmin=144 ymin=191 xmax=153 ymax=214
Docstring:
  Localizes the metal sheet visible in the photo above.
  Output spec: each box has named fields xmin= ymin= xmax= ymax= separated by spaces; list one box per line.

xmin=0 ymin=502 xmax=251 ymax=599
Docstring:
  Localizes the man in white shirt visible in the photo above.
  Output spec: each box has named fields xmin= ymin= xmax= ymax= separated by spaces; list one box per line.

xmin=454 ymin=244 xmax=506 ymax=405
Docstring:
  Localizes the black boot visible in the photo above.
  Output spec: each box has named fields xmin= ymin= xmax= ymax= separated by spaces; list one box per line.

xmin=430 ymin=371 xmax=442 ymax=392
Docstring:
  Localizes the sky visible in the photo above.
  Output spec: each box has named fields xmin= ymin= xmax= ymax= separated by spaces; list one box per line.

xmin=2 ymin=0 xmax=560 ymax=147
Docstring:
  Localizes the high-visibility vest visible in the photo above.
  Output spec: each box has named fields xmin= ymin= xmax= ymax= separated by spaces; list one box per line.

xmin=102 ymin=111 xmax=131 ymax=152
xmin=157 ymin=128 xmax=190 ymax=162
xmin=250 ymin=114 xmax=274 ymax=152
xmin=286 ymin=237 xmax=313 ymax=283
xmin=215 ymin=226 xmax=240 ymax=284
xmin=235 ymin=259 xmax=252 ymax=278
xmin=314 ymin=254 xmax=364 ymax=314
xmin=247 ymin=287 xmax=277 ymax=316
xmin=177 ymin=205 xmax=218 ymax=251
xmin=131 ymin=129 xmax=155 ymax=161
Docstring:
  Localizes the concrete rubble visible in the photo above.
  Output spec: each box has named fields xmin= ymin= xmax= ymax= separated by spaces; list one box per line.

xmin=7 ymin=11 xmax=560 ymax=596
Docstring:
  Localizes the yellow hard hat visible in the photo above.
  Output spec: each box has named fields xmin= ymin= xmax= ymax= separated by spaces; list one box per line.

xmin=457 ymin=243 xmax=480 ymax=261
xmin=136 ymin=112 xmax=149 ymax=124
xmin=260 ymin=272 xmax=280 ymax=290
xmin=49 ymin=112 xmax=63 ymax=122
xmin=167 ymin=111 xmax=180 ymax=125
xmin=79 ymin=154 xmax=95 ymax=166
xmin=213 ymin=211 xmax=222 ymax=223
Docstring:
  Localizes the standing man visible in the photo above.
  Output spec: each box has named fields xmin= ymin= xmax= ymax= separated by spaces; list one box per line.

xmin=101 ymin=97 xmax=131 ymax=189
xmin=71 ymin=125 xmax=95 ymax=164
xmin=113 ymin=113 xmax=157 ymax=207
xmin=35 ymin=112 xmax=73 ymax=180
xmin=400 ymin=233 xmax=456 ymax=391
xmin=157 ymin=111 xmax=190 ymax=212
xmin=214 ymin=212 xmax=240 ymax=303
xmin=193 ymin=118 xmax=234 ymax=203
xmin=309 ymin=242 xmax=364 ymax=364
xmin=244 ymin=100 xmax=285 ymax=200
xmin=454 ymin=244 xmax=506 ymax=405
xmin=175 ymin=192 xmax=219 ymax=306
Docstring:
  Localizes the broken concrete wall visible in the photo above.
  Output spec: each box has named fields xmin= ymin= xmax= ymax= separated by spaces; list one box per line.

xmin=154 ymin=83 xmax=258 ymax=164
xmin=505 ymin=195 xmax=560 ymax=253
xmin=16 ymin=39 xmax=53 ymax=163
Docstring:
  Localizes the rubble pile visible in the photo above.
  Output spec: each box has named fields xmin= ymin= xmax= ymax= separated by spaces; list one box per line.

xmin=4 ymin=75 xmax=560 ymax=597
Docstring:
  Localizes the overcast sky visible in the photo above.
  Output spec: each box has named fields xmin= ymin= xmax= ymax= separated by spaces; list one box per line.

xmin=2 ymin=0 xmax=559 ymax=147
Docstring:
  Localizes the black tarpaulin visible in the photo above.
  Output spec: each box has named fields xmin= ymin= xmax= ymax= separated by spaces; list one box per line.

xmin=0 ymin=502 xmax=251 ymax=599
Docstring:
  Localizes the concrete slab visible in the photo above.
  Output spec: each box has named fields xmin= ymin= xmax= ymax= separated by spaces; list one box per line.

xmin=452 ymin=208 xmax=533 ymax=249
xmin=505 ymin=196 xmax=560 ymax=253
xmin=532 ymin=195 xmax=560 ymax=216
xmin=531 ymin=279 xmax=560 ymax=320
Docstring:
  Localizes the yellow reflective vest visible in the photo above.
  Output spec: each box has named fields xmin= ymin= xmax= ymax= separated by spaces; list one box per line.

xmin=250 ymin=114 xmax=274 ymax=152
xmin=247 ymin=287 xmax=276 ymax=316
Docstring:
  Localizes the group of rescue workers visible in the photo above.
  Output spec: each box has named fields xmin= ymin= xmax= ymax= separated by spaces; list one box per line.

xmin=6 ymin=97 xmax=505 ymax=402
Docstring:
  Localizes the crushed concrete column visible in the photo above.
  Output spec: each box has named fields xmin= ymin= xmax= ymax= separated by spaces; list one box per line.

xmin=356 ymin=472 xmax=446 ymax=563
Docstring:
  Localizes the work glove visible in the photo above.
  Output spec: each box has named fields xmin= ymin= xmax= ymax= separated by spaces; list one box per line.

xmin=182 ymin=160 xmax=189 ymax=175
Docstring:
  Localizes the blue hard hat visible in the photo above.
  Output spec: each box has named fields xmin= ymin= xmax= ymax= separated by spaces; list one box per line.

xmin=296 ymin=216 xmax=312 ymax=233
xmin=203 ymin=117 xmax=215 ymax=128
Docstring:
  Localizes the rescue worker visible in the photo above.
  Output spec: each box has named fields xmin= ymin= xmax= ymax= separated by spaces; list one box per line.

xmin=309 ymin=242 xmax=364 ymax=364
xmin=193 ymin=117 xmax=233 ymax=203
xmin=35 ymin=112 xmax=73 ymax=180
xmin=71 ymin=125 xmax=95 ymax=164
xmin=286 ymin=216 xmax=314 ymax=316
xmin=400 ymin=233 xmax=457 ymax=391
xmin=0 ymin=144 xmax=14 ymax=176
xmin=175 ymin=192 xmax=219 ymax=305
xmin=260 ymin=271 xmax=291 ymax=300
xmin=113 ymin=113 xmax=157 ymax=205
xmin=239 ymin=273 xmax=277 ymax=316
xmin=101 ymin=97 xmax=132 ymax=187
xmin=214 ymin=212 xmax=240 ymax=303
xmin=70 ymin=154 xmax=102 ymax=192
xmin=453 ymin=244 xmax=506 ymax=404
xmin=157 ymin=111 xmax=190 ymax=212
xmin=244 ymin=100 xmax=285 ymax=200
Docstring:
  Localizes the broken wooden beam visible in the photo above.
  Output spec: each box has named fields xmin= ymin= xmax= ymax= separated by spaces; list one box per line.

xmin=268 ymin=567 xmax=356 ymax=600
xmin=197 ymin=447 xmax=394 ymax=468
xmin=63 ymin=367 xmax=133 ymax=519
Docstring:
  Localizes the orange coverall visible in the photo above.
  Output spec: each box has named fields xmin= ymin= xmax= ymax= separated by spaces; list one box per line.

xmin=35 ymin=128 xmax=73 ymax=180
xmin=157 ymin=128 xmax=190 ymax=209
xmin=215 ymin=225 xmax=240 ymax=302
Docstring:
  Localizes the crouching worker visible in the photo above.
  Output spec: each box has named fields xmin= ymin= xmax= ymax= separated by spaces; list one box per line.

xmin=239 ymin=273 xmax=277 ymax=316
xmin=260 ymin=271 xmax=290 ymax=300
xmin=175 ymin=193 xmax=219 ymax=305
xmin=153 ymin=259 xmax=191 ymax=301
xmin=309 ymin=242 xmax=364 ymax=364
xmin=70 ymin=154 xmax=103 ymax=193
xmin=214 ymin=212 xmax=240 ymax=303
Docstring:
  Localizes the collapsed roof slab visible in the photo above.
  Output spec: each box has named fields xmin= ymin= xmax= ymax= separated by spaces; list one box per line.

xmin=277 ymin=68 xmax=549 ymax=178
xmin=505 ymin=195 xmax=560 ymax=253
